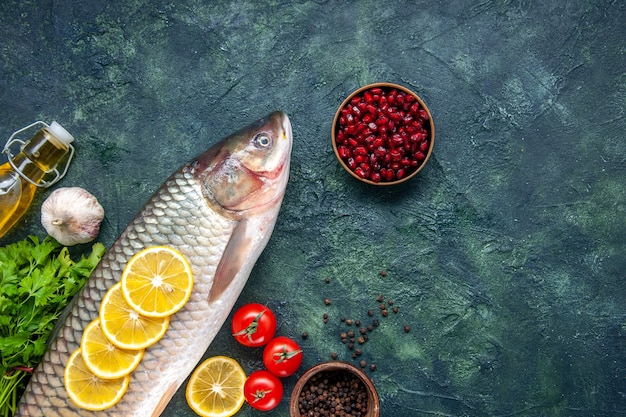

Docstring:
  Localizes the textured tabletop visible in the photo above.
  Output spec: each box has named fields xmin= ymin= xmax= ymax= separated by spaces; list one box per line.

xmin=1 ymin=1 xmax=624 ymax=416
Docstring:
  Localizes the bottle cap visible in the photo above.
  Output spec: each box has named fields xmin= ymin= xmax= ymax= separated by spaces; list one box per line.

xmin=48 ymin=121 xmax=75 ymax=145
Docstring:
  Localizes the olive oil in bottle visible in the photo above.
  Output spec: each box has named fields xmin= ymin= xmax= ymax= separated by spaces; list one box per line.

xmin=0 ymin=121 xmax=75 ymax=238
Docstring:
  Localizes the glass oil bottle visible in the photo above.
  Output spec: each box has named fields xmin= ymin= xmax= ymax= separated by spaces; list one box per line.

xmin=0 ymin=121 xmax=75 ymax=238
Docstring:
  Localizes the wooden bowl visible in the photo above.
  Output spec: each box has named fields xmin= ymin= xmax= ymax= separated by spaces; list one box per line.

xmin=289 ymin=361 xmax=380 ymax=417
xmin=331 ymin=82 xmax=435 ymax=185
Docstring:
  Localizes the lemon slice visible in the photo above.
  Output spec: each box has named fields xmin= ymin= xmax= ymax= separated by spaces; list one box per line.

xmin=121 ymin=246 xmax=194 ymax=317
xmin=186 ymin=356 xmax=246 ymax=417
xmin=81 ymin=319 xmax=145 ymax=379
xmin=64 ymin=348 xmax=130 ymax=411
xmin=100 ymin=282 xmax=170 ymax=350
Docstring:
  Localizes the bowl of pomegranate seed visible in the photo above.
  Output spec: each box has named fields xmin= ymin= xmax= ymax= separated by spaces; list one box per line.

xmin=332 ymin=82 xmax=435 ymax=185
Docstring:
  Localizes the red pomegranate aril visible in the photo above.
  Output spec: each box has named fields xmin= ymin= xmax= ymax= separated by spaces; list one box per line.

xmin=338 ymin=146 xmax=351 ymax=159
xmin=400 ymin=158 xmax=412 ymax=167
xmin=374 ymin=146 xmax=387 ymax=159
xmin=370 ymin=87 xmax=383 ymax=95
xmin=347 ymin=138 xmax=358 ymax=148
xmin=368 ymin=122 xmax=378 ymax=131
xmin=363 ymin=114 xmax=374 ymax=124
xmin=390 ymin=134 xmax=404 ymax=148
xmin=371 ymin=172 xmax=381 ymax=183
xmin=350 ymin=96 xmax=361 ymax=106
xmin=352 ymin=106 xmax=361 ymax=117
xmin=364 ymin=91 xmax=374 ymax=104
xmin=373 ymin=137 xmax=384 ymax=148
xmin=419 ymin=109 xmax=429 ymax=120
xmin=410 ymin=102 xmax=420 ymax=114
xmin=384 ymin=169 xmax=394 ymax=181
xmin=405 ymin=93 xmax=415 ymax=103
xmin=419 ymin=140 xmax=429 ymax=152
xmin=366 ymin=104 xmax=377 ymax=115
xmin=414 ymin=151 xmax=425 ymax=161
xmin=396 ymin=168 xmax=406 ymax=179
xmin=354 ymin=146 xmax=368 ymax=156
xmin=347 ymin=157 xmax=357 ymax=170
xmin=354 ymin=155 xmax=366 ymax=164
xmin=389 ymin=149 xmax=403 ymax=162
xmin=354 ymin=166 xmax=367 ymax=178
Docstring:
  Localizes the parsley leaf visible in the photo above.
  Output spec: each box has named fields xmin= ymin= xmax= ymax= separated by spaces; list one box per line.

xmin=0 ymin=236 xmax=104 ymax=416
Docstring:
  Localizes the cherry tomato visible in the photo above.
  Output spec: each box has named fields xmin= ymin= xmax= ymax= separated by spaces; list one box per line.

xmin=243 ymin=370 xmax=283 ymax=411
xmin=262 ymin=336 xmax=303 ymax=377
xmin=231 ymin=303 xmax=277 ymax=347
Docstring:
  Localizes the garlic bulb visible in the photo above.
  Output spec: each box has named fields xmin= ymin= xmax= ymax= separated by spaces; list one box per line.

xmin=41 ymin=187 xmax=105 ymax=246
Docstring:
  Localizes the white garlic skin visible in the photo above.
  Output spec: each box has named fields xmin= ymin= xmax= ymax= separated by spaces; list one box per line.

xmin=41 ymin=187 xmax=105 ymax=246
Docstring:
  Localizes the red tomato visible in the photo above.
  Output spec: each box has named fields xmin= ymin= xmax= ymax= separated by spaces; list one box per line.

xmin=243 ymin=370 xmax=283 ymax=411
xmin=231 ymin=303 xmax=277 ymax=347
xmin=262 ymin=336 xmax=303 ymax=377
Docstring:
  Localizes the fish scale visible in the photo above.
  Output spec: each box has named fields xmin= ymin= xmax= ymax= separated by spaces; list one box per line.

xmin=15 ymin=112 xmax=292 ymax=416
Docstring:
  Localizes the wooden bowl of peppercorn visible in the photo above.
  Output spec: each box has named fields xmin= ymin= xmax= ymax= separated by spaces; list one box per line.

xmin=332 ymin=82 xmax=435 ymax=185
xmin=289 ymin=361 xmax=380 ymax=417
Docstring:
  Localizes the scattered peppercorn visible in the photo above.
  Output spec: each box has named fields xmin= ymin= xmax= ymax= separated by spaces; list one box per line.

xmin=379 ymin=303 xmax=386 ymax=310
xmin=355 ymin=320 xmax=361 ymax=327
xmin=325 ymin=277 xmax=330 ymax=283
xmin=367 ymin=309 xmax=374 ymax=316
xmin=387 ymin=300 xmax=394 ymax=306
xmin=393 ymin=306 xmax=399 ymax=314
xmin=370 ymin=364 xmax=377 ymax=371
xmin=331 ymin=352 xmax=338 ymax=359
xmin=360 ymin=360 xmax=367 ymax=368
xmin=357 ymin=336 xmax=366 ymax=344
xmin=380 ymin=269 xmax=387 ymax=277
xmin=382 ymin=309 xmax=388 ymax=317
xmin=404 ymin=325 xmax=411 ymax=333
xmin=301 ymin=332 xmax=308 ymax=340
xmin=324 ymin=298 xmax=331 ymax=305
xmin=346 ymin=319 xmax=353 ymax=326
xmin=376 ymin=294 xmax=384 ymax=302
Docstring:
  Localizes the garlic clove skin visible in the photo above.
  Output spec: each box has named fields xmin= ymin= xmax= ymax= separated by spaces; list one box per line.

xmin=41 ymin=187 xmax=105 ymax=246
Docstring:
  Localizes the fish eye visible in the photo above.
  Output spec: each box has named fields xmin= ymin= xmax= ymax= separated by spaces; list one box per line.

xmin=254 ymin=134 xmax=271 ymax=148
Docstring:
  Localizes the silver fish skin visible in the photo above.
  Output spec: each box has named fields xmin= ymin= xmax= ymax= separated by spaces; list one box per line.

xmin=15 ymin=111 xmax=293 ymax=416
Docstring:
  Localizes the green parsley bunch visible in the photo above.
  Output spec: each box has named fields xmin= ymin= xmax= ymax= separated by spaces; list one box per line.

xmin=0 ymin=236 xmax=105 ymax=416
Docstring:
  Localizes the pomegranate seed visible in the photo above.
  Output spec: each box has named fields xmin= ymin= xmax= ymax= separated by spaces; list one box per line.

xmin=390 ymin=149 xmax=403 ymax=162
xmin=335 ymin=86 xmax=430 ymax=183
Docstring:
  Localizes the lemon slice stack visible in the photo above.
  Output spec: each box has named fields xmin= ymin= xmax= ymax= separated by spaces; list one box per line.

xmin=64 ymin=246 xmax=194 ymax=411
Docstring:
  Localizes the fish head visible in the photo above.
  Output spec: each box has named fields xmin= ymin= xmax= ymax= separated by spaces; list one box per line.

xmin=195 ymin=111 xmax=293 ymax=215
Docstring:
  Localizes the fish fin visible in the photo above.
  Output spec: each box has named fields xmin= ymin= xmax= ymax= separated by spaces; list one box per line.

xmin=151 ymin=382 xmax=178 ymax=417
xmin=209 ymin=219 xmax=250 ymax=303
